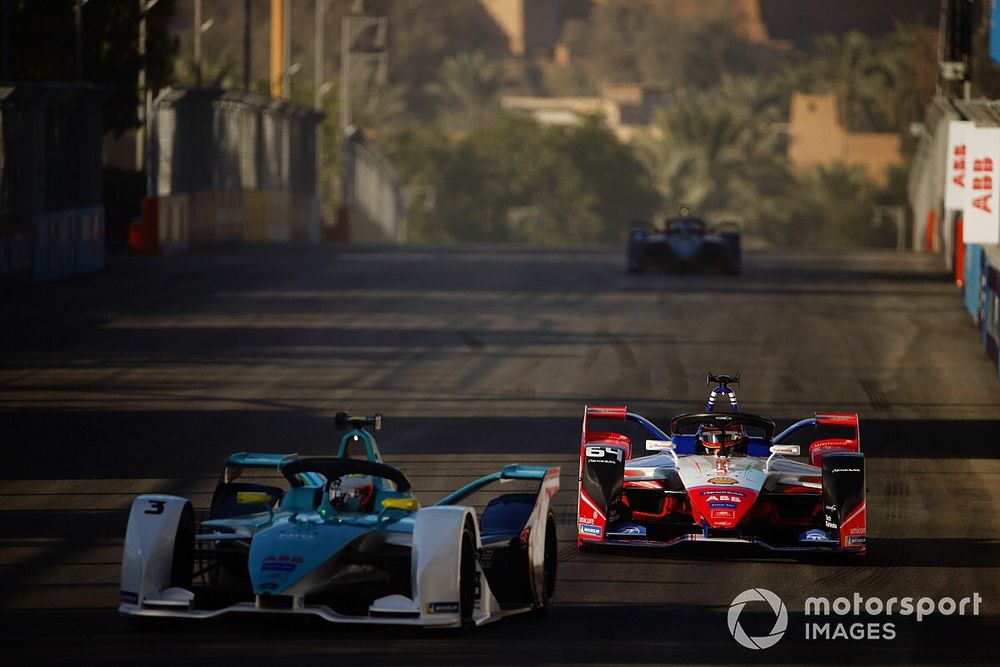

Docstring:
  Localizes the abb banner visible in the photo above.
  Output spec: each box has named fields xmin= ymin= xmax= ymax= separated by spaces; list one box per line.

xmin=964 ymin=126 xmax=1000 ymax=244
xmin=946 ymin=120 xmax=974 ymax=210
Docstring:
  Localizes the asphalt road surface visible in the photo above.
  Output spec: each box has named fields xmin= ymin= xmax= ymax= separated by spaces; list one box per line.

xmin=1 ymin=244 xmax=998 ymax=665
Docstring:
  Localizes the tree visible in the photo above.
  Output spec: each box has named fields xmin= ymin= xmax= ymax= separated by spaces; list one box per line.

xmin=426 ymin=51 xmax=514 ymax=132
xmin=641 ymin=79 xmax=793 ymax=237
xmin=385 ymin=113 xmax=659 ymax=243
xmin=3 ymin=0 xmax=178 ymax=136
xmin=797 ymin=31 xmax=889 ymax=132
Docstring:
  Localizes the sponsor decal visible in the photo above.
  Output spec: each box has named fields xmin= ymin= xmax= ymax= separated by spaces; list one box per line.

xmin=831 ymin=468 xmax=861 ymax=474
xmin=579 ymin=516 xmax=595 ymax=525
xmin=711 ymin=509 xmax=735 ymax=519
xmin=580 ymin=524 xmax=603 ymax=537
xmin=825 ymin=504 xmax=837 ymax=512
xmin=802 ymin=530 xmax=832 ymax=542
xmin=586 ymin=446 xmax=624 ymax=462
xmin=708 ymin=476 xmax=738 ymax=485
xmin=264 ymin=554 xmax=304 ymax=563
xmin=278 ymin=531 xmax=316 ymax=541
xmin=262 ymin=562 xmax=297 ymax=572
xmin=846 ymin=535 xmax=866 ymax=546
xmin=728 ymin=588 xmax=788 ymax=650
xmin=121 ymin=590 xmax=139 ymax=604
xmin=427 ymin=601 xmax=460 ymax=614
xmin=646 ymin=440 xmax=676 ymax=451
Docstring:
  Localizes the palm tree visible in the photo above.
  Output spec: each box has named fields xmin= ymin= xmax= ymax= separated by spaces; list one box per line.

xmin=808 ymin=31 xmax=889 ymax=132
xmin=425 ymin=51 xmax=514 ymax=132
xmin=641 ymin=79 xmax=792 ymax=234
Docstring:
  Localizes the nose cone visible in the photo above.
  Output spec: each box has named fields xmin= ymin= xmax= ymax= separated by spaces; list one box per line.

xmin=248 ymin=520 xmax=368 ymax=595
xmin=688 ymin=487 xmax=758 ymax=529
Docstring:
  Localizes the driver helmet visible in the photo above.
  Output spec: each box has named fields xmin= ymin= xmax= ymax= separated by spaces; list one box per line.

xmin=329 ymin=474 xmax=375 ymax=512
xmin=698 ymin=425 xmax=745 ymax=456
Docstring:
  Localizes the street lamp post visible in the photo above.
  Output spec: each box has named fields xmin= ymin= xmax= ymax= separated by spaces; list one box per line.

xmin=338 ymin=14 xmax=387 ymax=217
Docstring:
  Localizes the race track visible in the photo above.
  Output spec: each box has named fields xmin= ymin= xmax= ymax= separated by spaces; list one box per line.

xmin=1 ymin=244 xmax=998 ymax=665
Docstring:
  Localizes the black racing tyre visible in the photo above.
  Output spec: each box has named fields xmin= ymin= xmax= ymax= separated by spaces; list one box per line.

xmin=459 ymin=520 xmax=477 ymax=629
xmin=538 ymin=512 xmax=558 ymax=612
xmin=170 ymin=504 xmax=196 ymax=590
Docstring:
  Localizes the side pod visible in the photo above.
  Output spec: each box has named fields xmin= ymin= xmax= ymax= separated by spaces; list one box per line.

xmin=821 ymin=453 xmax=866 ymax=554
xmin=577 ymin=443 xmax=627 ymax=545
xmin=120 ymin=495 xmax=195 ymax=611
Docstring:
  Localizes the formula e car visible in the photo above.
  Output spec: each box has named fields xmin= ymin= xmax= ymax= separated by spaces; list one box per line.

xmin=121 ymin=412 xmax=559 ymax=628
xmin=627 ymin=208 xmax=741 ymax=275
xmin=577 ymin=375 xmax=865 ymax=555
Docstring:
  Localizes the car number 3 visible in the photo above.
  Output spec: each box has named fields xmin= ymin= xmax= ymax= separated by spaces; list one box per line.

xmin=144 ymin=500 xmax=165 ymax=515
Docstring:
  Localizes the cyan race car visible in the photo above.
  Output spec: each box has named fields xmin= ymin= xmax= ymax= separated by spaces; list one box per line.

xmin=120 ymin=413 xmax=560 ymax=628
xmin=577 ymin=375 xmax=866 ymax=555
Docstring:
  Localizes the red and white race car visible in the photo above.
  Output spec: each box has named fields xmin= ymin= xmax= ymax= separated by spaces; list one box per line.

xmin=577 ymin=374 xmax=866 ymax=555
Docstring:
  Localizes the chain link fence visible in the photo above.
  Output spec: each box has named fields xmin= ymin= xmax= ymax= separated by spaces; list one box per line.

xmin=0 ymin=83 xmax=105 ymax=282
xmin=130 ymin=88 xmax=322 ymax=254
xmin=341 ymin=128 xmax=405 ymax=243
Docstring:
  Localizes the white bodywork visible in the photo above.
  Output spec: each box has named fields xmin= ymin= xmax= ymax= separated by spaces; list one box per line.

xmin=120 ymin=494 xmax=191 ymax=609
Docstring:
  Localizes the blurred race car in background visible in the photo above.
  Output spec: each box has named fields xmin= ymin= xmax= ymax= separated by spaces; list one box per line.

xmin=627 ymin=207 xmax=741 ymax=275
xmin=577 ymin=374 xmax=866 ymax=556
xmin=120 ymin=412 xmax=559 ymax=629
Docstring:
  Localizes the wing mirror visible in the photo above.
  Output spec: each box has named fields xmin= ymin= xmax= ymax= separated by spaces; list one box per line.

xmin=237 ymin=491 xmax=274 ymax=506
xmin=381 ymin=497 xmax=419 ymax=511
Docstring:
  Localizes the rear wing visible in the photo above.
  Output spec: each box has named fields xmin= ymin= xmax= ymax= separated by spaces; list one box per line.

xmin=774 ymin=413 xmax=860 ymax=445
xmin=435 ymin=465 xmax=560 ymax=507
xmin=581 ymin=405 xmax=670 ymax=455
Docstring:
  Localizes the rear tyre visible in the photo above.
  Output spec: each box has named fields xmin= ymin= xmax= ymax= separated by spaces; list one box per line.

xmin=459 ymin=520 xmax=477 ymax=629
xmin=537 ymin=513 xmax=558 ymax=612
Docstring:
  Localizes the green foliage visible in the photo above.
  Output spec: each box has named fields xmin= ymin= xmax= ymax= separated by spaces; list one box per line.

xmin=642 ymin=79 xmax=793 ymax=238
xmin=560 ymin=1 xmax=782 ymax=92
xmin=385 ymin=114 xmax=659 ymax=244
xmin=4 ymin=0 xmax=177 ymax=136
xmin=425 ymin=51 xmax=514 ymax=132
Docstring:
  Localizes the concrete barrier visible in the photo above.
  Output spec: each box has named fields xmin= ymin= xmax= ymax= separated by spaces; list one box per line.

xmin=267 ymin=191 xmax=291 ymax=241
xmin=158 ymin=194 xmax=190 ymax=255
xmin=291 ymin=195 xmax=321 ymax=242
xmin=243 ymin=190 xmax=270 ymax=242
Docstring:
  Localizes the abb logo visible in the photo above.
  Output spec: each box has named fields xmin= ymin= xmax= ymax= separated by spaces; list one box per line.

xmin=953 ymin=144 xmax=966 ymax=187
xmin=972 ymin=157 xmax=994 ymax=213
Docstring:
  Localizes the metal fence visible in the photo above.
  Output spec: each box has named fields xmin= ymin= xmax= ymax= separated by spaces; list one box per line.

xmin=129 ymin=88 xmax=324 ymax=255
xmin=0 ymin=84 xmax=105 ymax=281
xmin=152 ymin=88 xmax=321 ymax=196
xmin=343 ymin=128 xmax=405 ymax=243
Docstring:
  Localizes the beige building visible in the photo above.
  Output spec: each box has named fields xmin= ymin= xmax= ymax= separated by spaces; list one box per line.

xmin=501 ymin=83 xmax=665 ymax=142
xmin=480 ymin=0 xmax=561 ymax=57
xmin=788 ymin=92 xmax=901 ymax=183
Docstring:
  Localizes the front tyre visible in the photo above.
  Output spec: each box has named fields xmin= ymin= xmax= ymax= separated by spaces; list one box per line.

xmin=537 ymin=512 xmax=558 ymax=612
xmin=459 ymin=520 xmax=477 ymax=629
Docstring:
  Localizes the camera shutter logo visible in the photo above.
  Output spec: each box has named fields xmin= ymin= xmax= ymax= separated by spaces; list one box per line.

xmin=728 ymin=588 xmax=788 ymax=650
